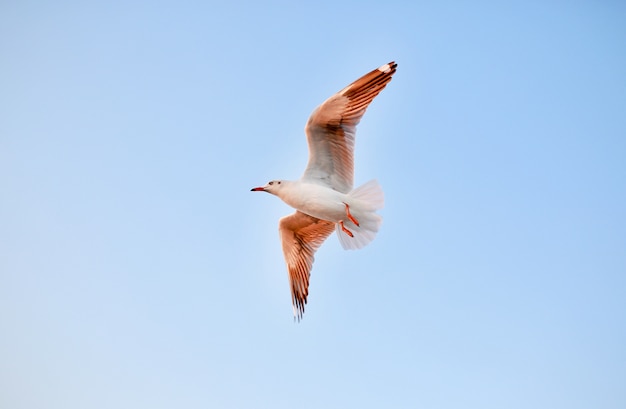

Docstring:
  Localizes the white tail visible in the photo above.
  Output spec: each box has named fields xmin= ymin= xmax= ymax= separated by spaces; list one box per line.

xmin=336 ymin=179 xmax=384 ymax=250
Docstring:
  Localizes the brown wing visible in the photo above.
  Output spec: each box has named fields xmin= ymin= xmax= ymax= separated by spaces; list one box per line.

xmin=302 ymin=61 xmax=397 ymax=193
xmin=279 ymin=211 xmax=335 ymax=320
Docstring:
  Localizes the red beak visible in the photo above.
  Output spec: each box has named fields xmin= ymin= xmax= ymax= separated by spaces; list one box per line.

xmin=250 ymin=187 xmax=265 ymax=191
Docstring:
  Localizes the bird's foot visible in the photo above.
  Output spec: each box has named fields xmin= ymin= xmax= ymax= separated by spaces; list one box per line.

xmin=339 ymin=221 xmax=354 ymax=237
xmin=343 ymin=202 xmax=360 ymax=226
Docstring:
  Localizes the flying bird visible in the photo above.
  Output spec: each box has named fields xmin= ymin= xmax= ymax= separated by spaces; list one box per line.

xmin=251 ymin=61 xmax=397 ymax=320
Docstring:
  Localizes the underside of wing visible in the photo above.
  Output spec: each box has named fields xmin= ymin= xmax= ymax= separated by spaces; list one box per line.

xmin=279 ymin=211 xmax=335 ymax=320
xmin=302 ymin=62 xmax=397 ymax=193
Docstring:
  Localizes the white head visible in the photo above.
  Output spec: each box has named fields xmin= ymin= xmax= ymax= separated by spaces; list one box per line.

xmin=250 ymin=180 xmax=286 ymax=196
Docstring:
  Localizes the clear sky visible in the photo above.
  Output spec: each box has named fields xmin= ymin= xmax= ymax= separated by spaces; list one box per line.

xmin=1 ymin=1 xmax=625 ymax=408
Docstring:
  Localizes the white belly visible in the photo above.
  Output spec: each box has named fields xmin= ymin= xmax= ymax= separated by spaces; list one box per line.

xmin=281 ymin=182 xmax=348 ymax=222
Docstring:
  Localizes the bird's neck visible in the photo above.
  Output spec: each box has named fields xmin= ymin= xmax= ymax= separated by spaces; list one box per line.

xmin=274 ymin=180 xmax=298 ymax=203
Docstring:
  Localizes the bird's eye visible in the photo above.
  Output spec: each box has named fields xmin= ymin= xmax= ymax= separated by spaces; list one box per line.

xmin=269 ymin=181 xmax=274 ymax=185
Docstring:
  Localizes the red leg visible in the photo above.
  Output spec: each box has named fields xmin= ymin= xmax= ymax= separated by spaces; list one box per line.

xmin=339 ymin=221 xmax=354 ymax=237
xmin=343 ymin=202 xmax=360 ymax=226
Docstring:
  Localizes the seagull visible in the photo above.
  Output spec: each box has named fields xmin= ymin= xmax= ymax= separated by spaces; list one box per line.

xmin=251 ymin=61 xmax=397 ymax=320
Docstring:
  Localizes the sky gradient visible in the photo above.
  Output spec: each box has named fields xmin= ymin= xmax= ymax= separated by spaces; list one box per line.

xmin=1 ymin=1 xmax=625 ymax=408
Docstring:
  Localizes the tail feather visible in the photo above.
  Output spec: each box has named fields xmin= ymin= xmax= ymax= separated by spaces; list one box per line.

xmin=350 ymin=179 xmax=384 ymax=209
xmin=336 ymin=179 xmax=384 ymax=250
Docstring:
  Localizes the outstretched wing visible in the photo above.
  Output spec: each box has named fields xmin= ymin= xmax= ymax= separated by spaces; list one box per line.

xmin=302 ymin=61 xmax=397 ymax=193
xmin=279 ymin=211 xmax=335 ymax=320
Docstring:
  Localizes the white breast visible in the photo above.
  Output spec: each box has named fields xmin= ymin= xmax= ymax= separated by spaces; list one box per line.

xmin=280 ymin=182 xmax=348 ymax=222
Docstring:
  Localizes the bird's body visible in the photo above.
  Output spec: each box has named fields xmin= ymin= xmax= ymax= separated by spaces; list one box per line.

xmin=251 ymin=61 xmax=397 ymax=319
xmin=275 ymin=181 xmax=354 ymax=223
xmin=281 ymin=181 xmax=347 ymax=219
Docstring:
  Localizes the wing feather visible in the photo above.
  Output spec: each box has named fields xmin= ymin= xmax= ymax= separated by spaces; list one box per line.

xmin=302 ymin=62 xmax=397 ymax=193
xmin=279 ymin=211 xmax=335 ymax=320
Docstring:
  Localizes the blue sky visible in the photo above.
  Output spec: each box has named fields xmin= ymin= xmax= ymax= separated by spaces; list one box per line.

xmin=1 ymin=1 xmax=625 ymax=408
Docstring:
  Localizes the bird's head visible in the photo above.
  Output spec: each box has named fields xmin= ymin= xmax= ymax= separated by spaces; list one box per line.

xmin=250 ymin=180 xmax=285 ymax=196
